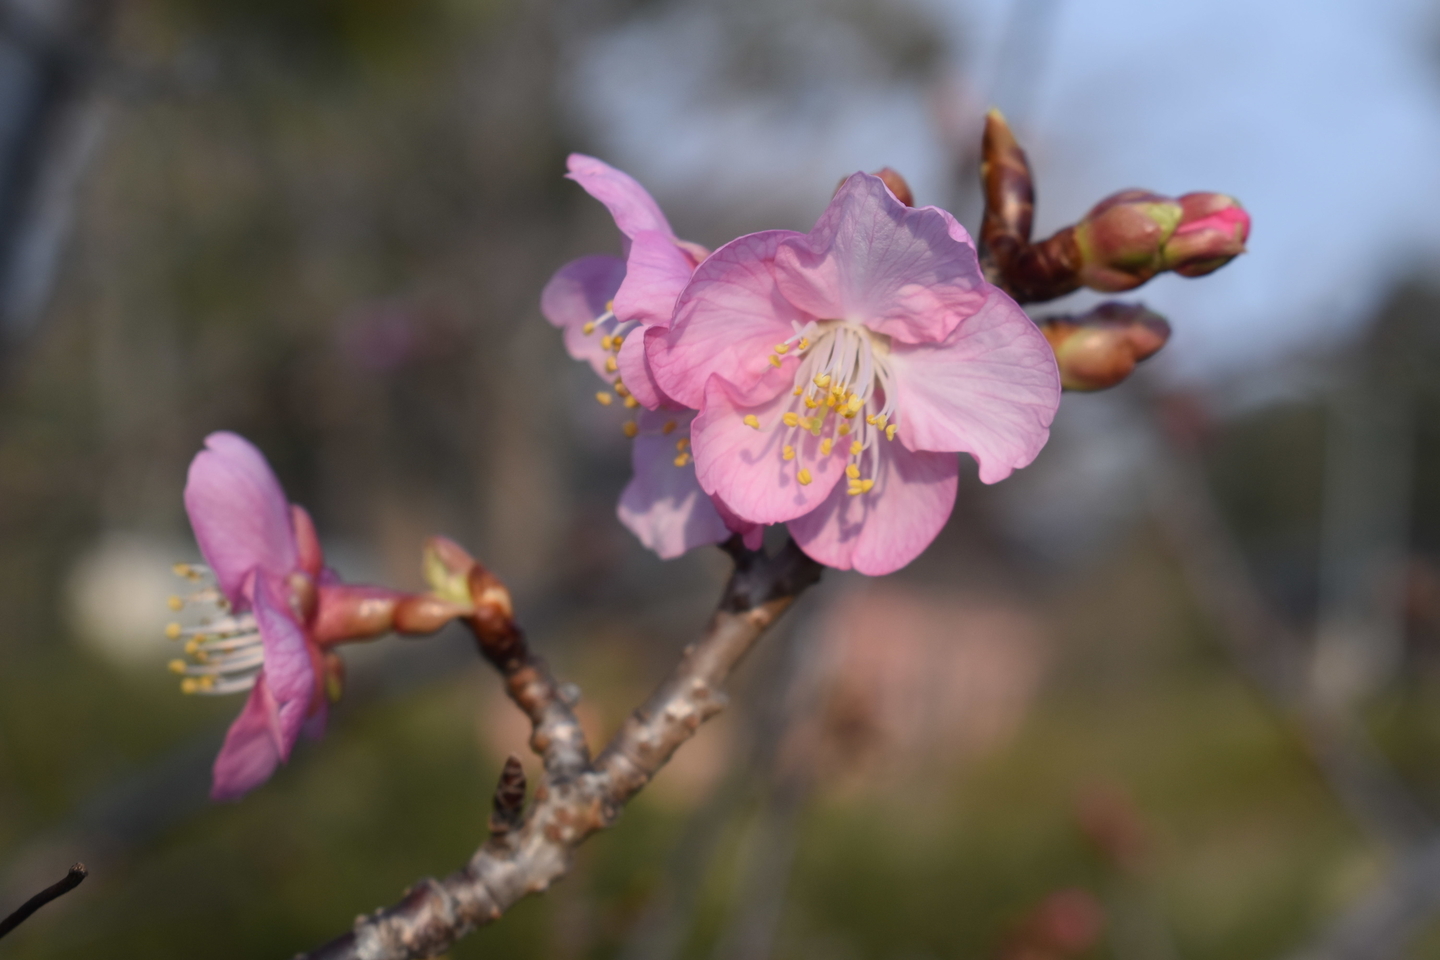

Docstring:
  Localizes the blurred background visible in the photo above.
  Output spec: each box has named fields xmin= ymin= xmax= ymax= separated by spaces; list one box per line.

xmin=1 ymin=0 xmax=1440 ymax=957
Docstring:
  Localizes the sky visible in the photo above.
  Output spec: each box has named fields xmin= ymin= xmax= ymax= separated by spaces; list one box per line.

xmin=566 ymin=0 xmax=1440 ymax=384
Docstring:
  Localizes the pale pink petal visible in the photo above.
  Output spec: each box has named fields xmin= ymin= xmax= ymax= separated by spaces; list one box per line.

xmin=184 ymin=432 xmax=298 ymax=607
xmin=692 ymin=376 xmax=848 ymax=524
xmin=210 ymin=674 xmax=285 ymax=801
xmin=617 ymin=410 xmax=731 ymax=558
xmin=617 ymin=330 xmax=670 ymax=410
xmin=566 ymin=154 xmax=673 ymax=242
xmin=649 ymin=230 xmax=809 ymax=409
xmin=771 ymin=174 xmax=988 ymax=345
xmin=787 ymin=443 xmax=959 ymax=575
xmin=612 ymin=229 xmax=696 ymax=329
xmin=888 ymin=287 xmax=1060 ymax=483
xmin=711 ymin=491 xmax=765 ymax=549
xmin=541 ymin=255 xmax=626 ymax=380
xmin=251 ymin=574 xmax=314 ymax=759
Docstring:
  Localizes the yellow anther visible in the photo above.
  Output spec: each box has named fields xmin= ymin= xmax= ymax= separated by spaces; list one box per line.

xmin=614 ymin=381 xmax=630 ymax=397
xmin=596 ymin=391 xmax=614 ymax=406
xmin=874 ymin=414 xmax=888 ymax=429
xmin=582 ymin=322 xmax=596 ymax=335
xmin=662 ymin=420 xmax=678 ymax=434
xmin=600 ymin=335 xmax=615 ymax=350
xmin=804 ymin=395 xmax=819 ymax=409
xmin=838 ymin=422 xmax=851 ymax=436
xmin=168 ymin=659 xmax=187 ymax=674
xmin=613 ymin=335 xmax=624 ymax=348
xmin=167 ymin=595 xmax=184 ymax=611
xmin=793 ymin=385 xmax=804 ymax=396
xmin=624 ymin=396 xmax=640 ymax=408
xmin=846 ymin=398 xmax=864 ymax=416
xmin=813 ymin=374 xmax=831 ymax=388
xmin=809 ymin=418 xmax=825 ymax=437
xmin=782 ymin=445 xmax=796 ymax=461
xmin=769 ymin=355 xmax=783 ymax=368
xmin=797 ymin=337 xmax=810 ymax=350
xmin=605 ymin=357 xmax=618 ymax=373
xmin=605 ymin=299 xmax=614 ymax=312
xmin=886 ymin=424 xmax=898 ymax=440
xmin=165 ymin=622 xmax=182 ymax=640
xmin=743 ymin=415 xmax=761 ymax=429
xmin=676 ymin=437 xmax=690 ymax=451
xmin=797 ymin=468 xmax=813 ymax=485
xmin=783 ymin=412 xmax=800 ymax=428
xmin=180 ymin=677 xmax=200 ymax=695
xmin=773 ymin=343 xmax=790 ymax=354
xmin=866 ymin=414 xmax=878 ymax=425
xmin=184 ymin=638 xmax=200 ymax=655
xmin=674 ymin=452 xmax=692 ymax=467
xmin=819 ymin=438 xmax=833 ymax=456
xmin=850 ymin=440 xmax=863 ymax=456
xmin=846 ymin=464 xmax=860 ymax=479
xmin=623 ymin=421 xmax=640 ymax=439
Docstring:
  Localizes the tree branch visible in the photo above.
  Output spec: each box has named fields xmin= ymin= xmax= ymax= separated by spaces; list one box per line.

xmin=296 ymin=537 xmax=822 ymax=960
xmin=0 ymin=862 xmax=86 ymax=940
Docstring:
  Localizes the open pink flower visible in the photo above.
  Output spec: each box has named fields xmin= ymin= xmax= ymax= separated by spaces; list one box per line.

xmin=539 ymin=155 xmax=759 ymax=558
xmin=176 ymin=432 xmax=464 ymax=800
xmin=648 ymin=173 xmax=1061 ymax=575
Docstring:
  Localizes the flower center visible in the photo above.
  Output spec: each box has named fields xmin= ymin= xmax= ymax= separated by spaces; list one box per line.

xmin=750 ymin=320 xmax=898 ymax=495
xmin=584 ymin=300 xmax=643 ymax=412
xmin=165 ymin=563 xmax=264 ymax=696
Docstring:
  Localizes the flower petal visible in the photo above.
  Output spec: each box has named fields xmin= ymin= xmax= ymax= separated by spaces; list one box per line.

xmin=617 ymin=410 xmax=731 ymax=558
xmin=617 ymin=329 xmax=670 ymax=410
xmin=787 ymin=443 xmax=958 ymax=575
xmin=566 ymin=154 xmax=673 ymax=243
xmin=184 ymin=432 xmax=298 ymax=607
xmin=888 ymin=287 xmax=1060 ymax=483
xmin=252 ymin=574 xmax=314 ymax=759
xmin=612 ymin=229 xmax=697 ymax=329
xmin=541 ymin=254 xmax=626 ymax=380
xmin=692 ymin=375 xmax=847 ymax=524
xmin=210 ymin=674 xmax=285 ymax=801
xmin=649 ymin=230 xmax=808 ymax=409
xmin=771 ymin=174 xmax=988 ymax=345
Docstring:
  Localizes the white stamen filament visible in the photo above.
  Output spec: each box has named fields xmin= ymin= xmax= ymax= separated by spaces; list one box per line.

xmin=756 ymin=320 xmax=897 ymax=494
xmin=166 ymin=564 xmax=264 ymax=696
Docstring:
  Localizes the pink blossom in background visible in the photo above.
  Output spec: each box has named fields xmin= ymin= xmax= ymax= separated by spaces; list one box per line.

xmin=540 ymin=154 xmax=758 ymax=558
xmin=648 ymin=173 xmax=1060 ymax=574
xmin=179 ymin=431 xmax=413 ymax=800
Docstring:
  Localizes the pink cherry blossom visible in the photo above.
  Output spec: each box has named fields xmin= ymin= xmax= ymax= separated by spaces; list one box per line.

xmin=539 ymin=155 xmax=758 ymax=558
xmin=178 ymin=431 xmax=425 ymax=801
xmin=648 ymin=173 xmax=1061 ymax=575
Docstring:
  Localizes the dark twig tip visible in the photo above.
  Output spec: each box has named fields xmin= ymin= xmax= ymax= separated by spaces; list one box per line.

xmin=0 ymin=862 xmax=90 ymax=940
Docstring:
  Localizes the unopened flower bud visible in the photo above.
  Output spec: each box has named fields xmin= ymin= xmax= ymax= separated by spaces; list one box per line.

xmin=870 ymin=167 xmax=914 ymax=207
xmin=1040 ymin=302 xmax=1171 ymax=391
xmin=1073 ymin=190 xmax=1183 ymax=292
xmin=1161 ymin=192 xmax=1249 ymax=277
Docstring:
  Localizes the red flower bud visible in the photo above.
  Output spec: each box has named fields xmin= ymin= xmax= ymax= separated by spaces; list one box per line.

xmin=870 ymin=167 xmax=914 ymax=207
xmin=1040 ymin=302 xmax=1171 ymax=391
xmin=1073 ymin=190 xmax=1182 ymax=292
xmin=1161 ymin=192 xmax=1249 ymax=277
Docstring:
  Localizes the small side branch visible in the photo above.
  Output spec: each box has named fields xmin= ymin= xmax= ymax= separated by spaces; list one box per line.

xmin=297 ymin=538 xmax=822 ymax=960
xmin=0 ymin=863 xmax=87 ymax=940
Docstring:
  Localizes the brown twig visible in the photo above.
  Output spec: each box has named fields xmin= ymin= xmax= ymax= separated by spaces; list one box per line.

xmin=296 ymin=537 xmax=822 ymax=960
xmin=0 ymin=863 xmax=87 ymax=940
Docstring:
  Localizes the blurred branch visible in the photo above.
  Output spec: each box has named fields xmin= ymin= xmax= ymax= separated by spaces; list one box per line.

xmin=1142 ymin=400 xmax=1433 ymax=851
xmin=298 ymin=537 xmax=822 ymax=960
xmin=0 ymin=862 xmax=86 ymax=940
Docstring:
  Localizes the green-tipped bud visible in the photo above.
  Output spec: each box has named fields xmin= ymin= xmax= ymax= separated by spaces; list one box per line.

xmin=1040 ymin=302 xmax=1171 ymax=391
xmin=1073 ymin=190 xmax=1183 ymax=292
xmin=1160 ymin=192 xmax=1250 ymax=277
